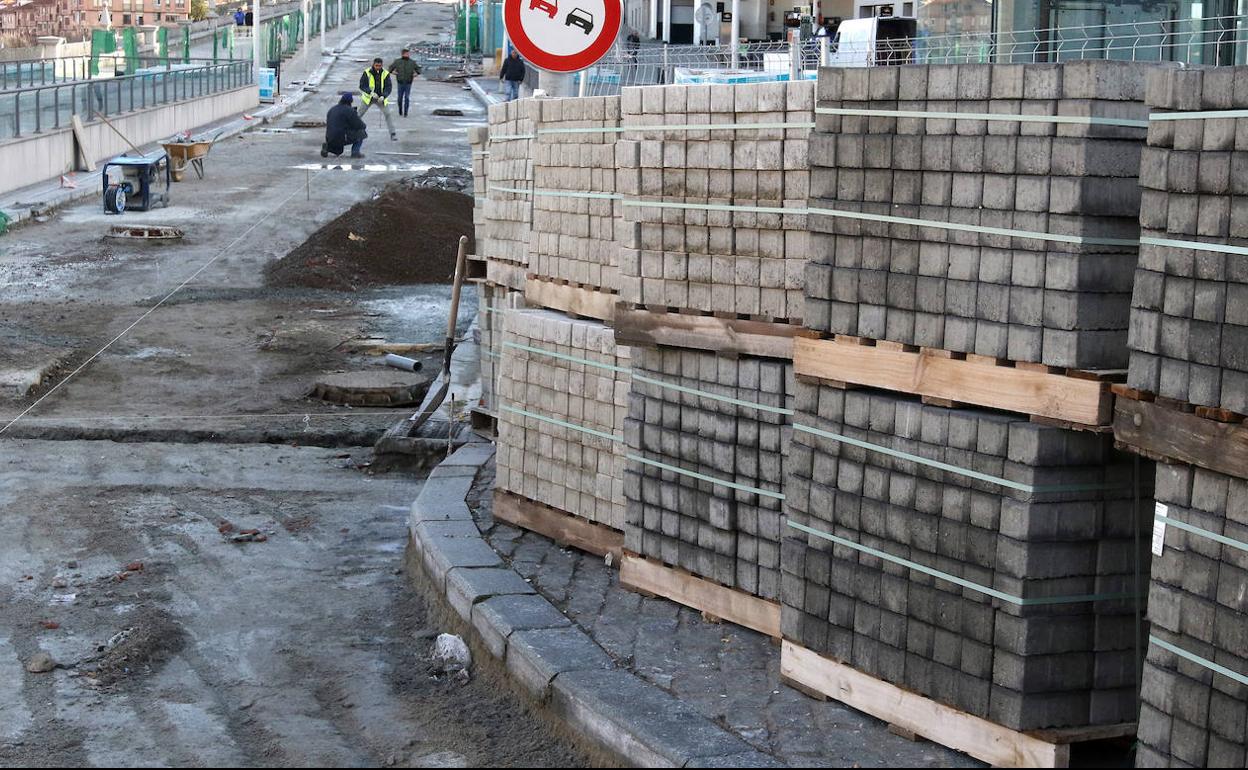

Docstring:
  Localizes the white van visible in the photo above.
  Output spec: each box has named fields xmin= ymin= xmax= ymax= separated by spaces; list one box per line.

xmin=826 ymin=16 xmax=917 ymax=67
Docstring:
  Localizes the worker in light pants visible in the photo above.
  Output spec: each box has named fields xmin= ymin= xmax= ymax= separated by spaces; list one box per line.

xmin=358 ymin=58 xmax=397 ymax=140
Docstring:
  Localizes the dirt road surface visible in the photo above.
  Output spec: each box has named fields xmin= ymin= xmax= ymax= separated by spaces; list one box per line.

xmin=0 ymin=2 xmax=591 ymax=766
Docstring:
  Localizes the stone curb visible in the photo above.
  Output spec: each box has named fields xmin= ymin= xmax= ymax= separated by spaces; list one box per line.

xmin=408 ymin=442 xmax=784 ymax=769
xmin=0 ymin=3 xmax=402 ymax=227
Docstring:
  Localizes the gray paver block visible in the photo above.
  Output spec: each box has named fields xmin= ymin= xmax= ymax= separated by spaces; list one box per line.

xmin=445 ymin=566 xmax=536 ymax=622
xmin=551 ymin=668 xmax=755 ymax=768
xmin=506 ymin=627 xmax=616 ymax=700
xmin=422 ymin=531 xmax=503 ymax=592
xmin=686 ymin=751 xmax=787 ymax=767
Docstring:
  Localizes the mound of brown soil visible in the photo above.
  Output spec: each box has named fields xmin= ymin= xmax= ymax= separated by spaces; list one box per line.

xmin=266 ymin=185 xmax=474 ymax=291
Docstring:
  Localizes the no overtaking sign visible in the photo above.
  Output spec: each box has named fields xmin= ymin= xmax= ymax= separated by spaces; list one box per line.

xmin=504 ymin=0 xmax=621 ymax=73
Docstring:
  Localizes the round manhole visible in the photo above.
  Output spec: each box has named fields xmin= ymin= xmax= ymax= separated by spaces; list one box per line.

xmin=310 ymin=370 xmax=433 ymax=407
xmin=105 ymin=225 xmax=184 ymax=240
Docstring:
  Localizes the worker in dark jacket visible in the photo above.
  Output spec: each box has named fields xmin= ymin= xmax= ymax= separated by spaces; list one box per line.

xmin=387 ymin=47 xmax=422 ymax=118
xmin=322 ymin=93 xmax=368 ymax=159
xmin=358 ymin=58 xmax=397 ymax=141
xmin=499 ymin=51 xmax=525 ymax=102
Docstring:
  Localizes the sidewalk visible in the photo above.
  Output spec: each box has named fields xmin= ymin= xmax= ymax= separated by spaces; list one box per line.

xmin=0 ymin=1 xmax=403 ymax=227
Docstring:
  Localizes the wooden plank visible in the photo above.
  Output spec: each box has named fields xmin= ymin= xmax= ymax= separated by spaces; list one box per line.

xmin=71 ymin=115 xmax=96 ymax=172
xmin=614 ymin=305 xmax=816 ymax=360
xmin=780 ymin=641 xmax=1065 ymax=768
xmin=493 ymin=490 xmax=622 ymax=562
xmin=793 ymin=337 xmax=1112 ymax=426
xmin=620 ymin=553 xmax=781 ymax=637
xmin=1113 ymin=397 xmax=1248 ymax=478
xmin=524 ymin=277 xmax=616 ymax=322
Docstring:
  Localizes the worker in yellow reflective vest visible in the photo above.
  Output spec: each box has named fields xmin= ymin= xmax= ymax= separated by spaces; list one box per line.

xmin=358 ymin=58 xmax=397 ymax=141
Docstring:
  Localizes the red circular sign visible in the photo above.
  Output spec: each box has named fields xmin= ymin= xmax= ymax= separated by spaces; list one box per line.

xmin=504 ymin=0 xmax=621 ymax=73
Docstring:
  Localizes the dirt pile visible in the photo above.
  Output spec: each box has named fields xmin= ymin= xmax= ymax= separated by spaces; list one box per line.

xmin=266 ymin=185 xmax=474 ymax=291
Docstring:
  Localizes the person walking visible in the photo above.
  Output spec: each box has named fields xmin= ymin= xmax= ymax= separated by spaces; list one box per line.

xmin=387 ymin=47 xmax=422 ymax=118
xmin=499 ymin=50 xmax=526 ymax=102
xmin=358 ymin=58 xmax=397 ymax=140
xmin=322 ymin=93 xmax=368 ymax=158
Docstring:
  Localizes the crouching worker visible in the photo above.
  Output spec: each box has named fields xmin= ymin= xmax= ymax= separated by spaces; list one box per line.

xmin=322 ymin=93 xmax=368 ymax=159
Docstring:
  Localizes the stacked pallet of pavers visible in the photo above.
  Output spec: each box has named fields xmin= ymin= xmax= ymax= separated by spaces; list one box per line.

xmin=804 ymin=61 xmax=1147 ymax=368
xmin=494 ymin=309 xmax=631 ymax=531
xmin=616 ymin=81 xmax=813 ymax=320
xmin=468 ymin=125 xmax=489 ymax=251
xmin=477 ymin=285 xmax=525 ymax=420
xmin=1130 ymin=66 xmax=1248 ymax=412
xmin=483 ymin=99 xmax=535 ymax=292
xmin=1127 ymin=66 xmax=1248 ymax=768
xmin=781 ymin=385 xmax=1148 ymax=730
xmin=623 ymin=346 xmax=794 ymax=599
xmin=528 ymin=96 xmax=623 ymax=291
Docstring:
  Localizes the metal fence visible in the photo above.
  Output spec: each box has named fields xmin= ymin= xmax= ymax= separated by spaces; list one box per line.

xmin=580 ymin=13 xmax=1248 ymax=96
xmin=0 ymin=59 xmax=253 ymax=141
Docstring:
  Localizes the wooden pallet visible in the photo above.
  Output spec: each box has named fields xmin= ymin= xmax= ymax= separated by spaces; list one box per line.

xmin=794 ymin=336 xmax=1120 ymax=427
xmin=524 ymin=276 xmax=617 ymax=323
xmin=466 ymin=253 xmax=487 ymax=281
xmin=492 ymin=490 xmax=623 ymax=561
xmin=614 ymin=305 xmax=818 ymax=360
xmin=485 ymin=258 xmax=527 ymax=292
xmin=619 ymin=553 xmax=781 ymax=638
xmin=780 ymin=641 xmax=1135 ymax=768
xmin=469 ymin=405 xmax=497 ymax=439
xmin=1112 ymin=385 xmax=1248 ymax=478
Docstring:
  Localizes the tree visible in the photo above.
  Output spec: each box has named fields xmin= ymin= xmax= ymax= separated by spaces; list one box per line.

xmin=190 ymin=0 xmax=210 ymax=21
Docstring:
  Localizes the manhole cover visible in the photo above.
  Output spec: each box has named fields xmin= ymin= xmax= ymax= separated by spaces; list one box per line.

xmin=432 ymin=109 xmax=464 ymax=117
xmin=310 ymin=370 xmax=433 ymax=407
xmin=293 ymin=119 xmax=326 ymax=128
xmin=105 ymin=225 xmax=184 ymax=240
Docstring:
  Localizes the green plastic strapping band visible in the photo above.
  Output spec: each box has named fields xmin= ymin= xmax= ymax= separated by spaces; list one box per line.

xmin=502 ymin=341 xmax=630 ymax=374
xmin=1150 ymin=635 xmax=1248 ymax=686
xmin=534 ymin=121 xmax=817 ymax=135
xmin=488 ymin=185 xmax=533 ymax=196
xmin=623 ymin=199 xmax=799 ymax=216
xmin=1141 ymin=235 xmax=1248 ymax=257
xmin=628 ymin=453 xmax=786 ymax=500
xmin=632 ymin=373 xmax=795 ymax=416
xmin=500 ymin=403 xmax=623 ymax=442
xmin=1157 ymin=512 xmax=1248 ymax=554
xmin=1150 ymin=109 xmax=1248 ymax=122
xmin=808 ymin=205 xmax=1140 ymax=248
xmin=532 ymin=189 xmax=624 ymax=200
xmin=489 ymin=133 xmax=535 ymax=141
xmin=787 ymin=520 xmax=1137 ymax=606
xmin=815 ymin=106 xmax=1149 ymax=129
xmin=792 ymin=423 xmax=1120 ymax=495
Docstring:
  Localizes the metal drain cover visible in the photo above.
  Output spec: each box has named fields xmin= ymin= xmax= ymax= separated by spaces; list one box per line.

xmin=105 ymin=225 xmax=184 ymax=240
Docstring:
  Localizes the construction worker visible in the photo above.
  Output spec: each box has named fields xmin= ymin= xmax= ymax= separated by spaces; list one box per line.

xmin=388 ymin=47 xmax=422 ymax=118
xmin=499 ymin=50 xmax=526 ymax=102
xmin=358 ymin=57 xmax=397 ymax=141
xmin=322 ymin=93 xmax=368 ymax=159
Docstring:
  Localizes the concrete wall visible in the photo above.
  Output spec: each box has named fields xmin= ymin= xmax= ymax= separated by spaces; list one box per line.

xmin=0 ymin=83 xmax=257 ymax=196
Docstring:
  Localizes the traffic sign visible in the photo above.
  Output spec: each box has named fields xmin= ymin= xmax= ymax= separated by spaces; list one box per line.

xmin=504 ymin=0 xmax=622 ymax=73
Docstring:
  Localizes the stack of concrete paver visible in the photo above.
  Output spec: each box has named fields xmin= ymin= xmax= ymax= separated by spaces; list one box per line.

xmin=468 ymin=125 xmax=489 ymax=247
xmin=1135 ymin=463 xmax=1248 ymax=767
xmin=782 ymin=383 xmax=1150 ymax=731
xmin=483 ymin=99 xmax=536 ymax=291
xmin=477 ymin=284 xmax=526 ymax=419
xmin=623 ymin=347 xmax=793 ymax=599
xmin=1129 ymin=66 xmax=1248 ymax=413
xmin=805 ymin=62 xmax=1148 ymax=369
xmin=616 ymin=81 xmax=814 ymax=321
xmin=528 ymin=96 xmax=623 ymax=291
xmin=495 ymin=309 xmax=631 ymax=531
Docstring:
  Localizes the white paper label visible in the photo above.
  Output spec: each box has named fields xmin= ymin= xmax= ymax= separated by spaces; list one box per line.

xmin=1152 ymin=502 xmax=1168 ymax=556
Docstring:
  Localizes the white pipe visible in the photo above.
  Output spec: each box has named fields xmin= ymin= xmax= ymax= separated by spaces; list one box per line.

xmin=730 ymin=0 xmax=740 ymax=67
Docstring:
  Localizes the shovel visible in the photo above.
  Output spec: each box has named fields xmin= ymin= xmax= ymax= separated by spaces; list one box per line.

xmin=408 ymin=235 xmax=469 ymax=432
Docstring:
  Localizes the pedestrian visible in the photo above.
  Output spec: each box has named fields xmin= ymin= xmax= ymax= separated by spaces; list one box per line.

xmin=358 ymin=57 xmax=397 ymax=140
xmin=234 ymin=7 xmax=245 ymax=25
xmin=499 ymin=50 xmax=525 ymax=102
xmin=322 ymin=93 xmax=368 ymax=159
xmin=387 ymin=47 xmax=422 ymax=118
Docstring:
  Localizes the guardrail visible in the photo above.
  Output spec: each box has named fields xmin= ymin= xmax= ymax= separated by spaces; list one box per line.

xmin=0 ymin=56 xmax=243 ymax=91
xmin=581 ymin=12 xmax=1248 ymax=96
xmin=0 ymin=59 xmax=253 ymax=141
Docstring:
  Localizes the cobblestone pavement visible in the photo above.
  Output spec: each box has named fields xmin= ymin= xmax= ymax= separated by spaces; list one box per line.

xmin=466 ymin=460 xmax=981 ymax=768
